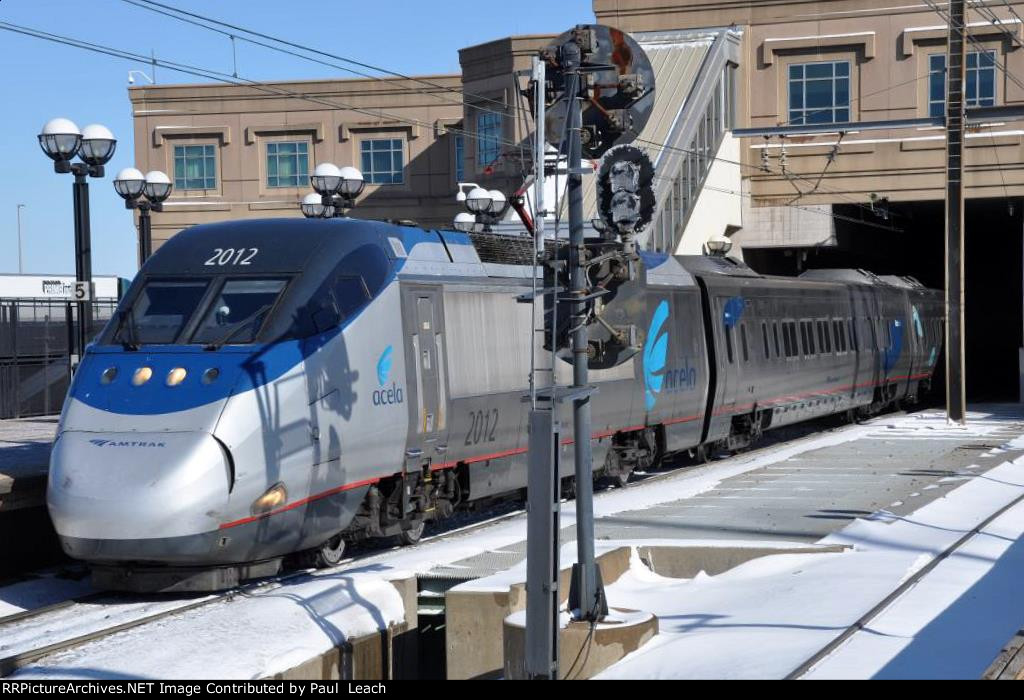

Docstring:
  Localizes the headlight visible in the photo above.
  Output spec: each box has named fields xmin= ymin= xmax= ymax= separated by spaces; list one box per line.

xmin=166 ymin=367 xmax=187 ymax=386
xmin=251 ymin=482 xmax=288 ymax=516
xmin=132 ymin=367 xmax=153 ymax=386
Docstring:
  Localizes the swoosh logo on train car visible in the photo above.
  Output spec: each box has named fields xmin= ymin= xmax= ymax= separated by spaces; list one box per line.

xmin=643 ymin=300 xmax=670 ymax=411
xmin=376 ymin=345 xmax=393 ymax=385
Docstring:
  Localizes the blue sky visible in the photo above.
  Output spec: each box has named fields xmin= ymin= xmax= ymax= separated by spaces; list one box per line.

xmin=0 ymin=0 xmax=593 ymax=280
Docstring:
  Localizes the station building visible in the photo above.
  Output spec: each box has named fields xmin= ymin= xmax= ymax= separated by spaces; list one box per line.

xmin=129 ymin=0 xmax=1024 ymax=400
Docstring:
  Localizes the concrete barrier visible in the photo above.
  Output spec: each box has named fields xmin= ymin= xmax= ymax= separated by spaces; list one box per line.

xmin=504 ymin=608 xmax=658 ymax=680
xmin=265 ymin=574 xmax=419 ymax=681
xmin=445 ymin=547 xmax=631 ymax=679
xmin=445 ymin=541 xmax=846 ymax=680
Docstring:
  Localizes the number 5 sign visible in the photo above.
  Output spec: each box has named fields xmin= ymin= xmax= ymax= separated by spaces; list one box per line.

xmin=74 ymin=281 xmax=94 ymax=301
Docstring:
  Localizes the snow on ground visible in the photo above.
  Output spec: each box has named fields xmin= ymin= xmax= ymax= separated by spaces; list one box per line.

xmin=12 ymin=567 xmax=407 ymax=680
xmin=597 ymin=445 xmax=1024 ymax=679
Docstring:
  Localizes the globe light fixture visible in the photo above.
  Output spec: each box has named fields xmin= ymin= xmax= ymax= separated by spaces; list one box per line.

xmin=486 ymin=189 xmax=507 ymax=215
xmin=311 ymin=162 xmax=342 ymax=195
xmin=465 ymin=187 xmax=493 ymax=214
xmin=453 ymin=212 xmax=477 ymax=232
xmin=143 ymin=171 xmax=173 ymax=203
xmin=705 ymin=235 xmax=733 ymax=256
xmin=78 ymin=124 xmax=117 ymax=166
xmin=113 ymin=167 xmax=146 ymax=200
xmin=37 ymin=117 xmax=82 ymax=163
xmin=338 ymin=166 xmax=365 ymax=198
xmin=301 ymin=192 xmax=333 ymax=218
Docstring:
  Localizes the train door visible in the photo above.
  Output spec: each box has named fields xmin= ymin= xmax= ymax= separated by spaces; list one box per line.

xmin=406 ymin=288 xmax=449 ymax=456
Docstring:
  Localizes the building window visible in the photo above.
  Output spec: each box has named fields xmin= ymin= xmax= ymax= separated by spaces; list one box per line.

xmin=929 ymin=51 xmax=996 ymax=118
xmin=454 ymin=134 xmax=465 ymax=182
xmin=266 ymin=141 xmax=309 ymax=188
xmin=476 ymin=111 xmax=502 ymax=166
xmin=173 ymin=144 xmax=216 ymax=190
xmin=788 ymin=61 xmax=850 ymax=125
xmin=360 ymin=138 xmax=404 ymax=185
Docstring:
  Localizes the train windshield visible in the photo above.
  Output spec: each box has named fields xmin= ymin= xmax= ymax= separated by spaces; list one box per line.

xmin=111 ymin=277 xmax=288 ymax=346
xmin=191 ymin=279 xmax=286 ymax=345
xmin=115 ymin=279 xmax=210 ymax=345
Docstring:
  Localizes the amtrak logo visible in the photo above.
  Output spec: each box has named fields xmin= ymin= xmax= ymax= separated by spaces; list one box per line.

xmin=89 ymin=438 xmax=166 ymax=448
xmin=373 ymin=345 xmax=403 ymax=406
xmin=643 ymin=300 xmax=670 ymax=411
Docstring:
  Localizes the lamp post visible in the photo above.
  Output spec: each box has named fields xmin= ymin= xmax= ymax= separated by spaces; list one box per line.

xmin=114 ymin=168 xmax=172 ymax=264
xmin=16 ymin=204 xmax=25 ymax=274
xmin=307 ymin=163 xmax=364 ymax=217
xmin=453 ymin=183 xmax=509 ymax=232
xmin=38 ymin=118 xmax=116 ymax=367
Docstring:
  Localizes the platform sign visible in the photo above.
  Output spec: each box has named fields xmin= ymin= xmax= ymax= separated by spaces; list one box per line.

xmin=73 ymin=281 xmax=94 ymax=301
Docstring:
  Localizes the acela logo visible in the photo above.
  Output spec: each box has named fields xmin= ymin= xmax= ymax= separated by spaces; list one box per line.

xmin=643 ymin=300 xmax=670 ymax=411
xmin=89 ymin=438 xmax=166 ymax=448
xmin=373 ymin=345 xmax=404 ymax=406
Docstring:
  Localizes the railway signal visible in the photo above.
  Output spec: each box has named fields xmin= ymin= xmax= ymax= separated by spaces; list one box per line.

xmin=525 ymin=24 xmax=656 ymax=680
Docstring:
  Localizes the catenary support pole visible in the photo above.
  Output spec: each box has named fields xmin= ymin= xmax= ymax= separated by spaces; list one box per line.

xmin=945 ymin=0 xmax=967 ymax=423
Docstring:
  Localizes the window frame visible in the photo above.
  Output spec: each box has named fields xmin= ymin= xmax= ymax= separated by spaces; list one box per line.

xmin=172 ymin=143 xmax=218 ymax=192
xmin=475 ymin=110 xmax=503 ymax=167
xmin=264 ymin=139 xmax=311 ymax=189
xmin=928 ymin=50 xmax=997 ymax=118
xmin=360 ymin=137 xmax=406 ymax=185
xmin=787 ymin=60 xmax=851 ymax=126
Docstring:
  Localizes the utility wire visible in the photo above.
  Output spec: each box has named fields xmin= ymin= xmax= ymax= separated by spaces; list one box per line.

xmin=121 ymin=0 xmax=524 ymax=120
xmin=0 ymin=20 xmax=523 ymax=154
xmin=924 ymin=0 xmax=1024 ymax=93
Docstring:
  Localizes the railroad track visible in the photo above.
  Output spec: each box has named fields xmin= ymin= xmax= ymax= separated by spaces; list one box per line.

xmin=786 ymin=483 xmax=1024 ymax=679
xmin=0 ymin=408 xmax=920 ymax=677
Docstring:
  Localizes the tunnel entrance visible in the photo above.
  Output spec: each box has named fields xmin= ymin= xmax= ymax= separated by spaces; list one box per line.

xmin=742 ymin=198 xmax=1023 ymax=402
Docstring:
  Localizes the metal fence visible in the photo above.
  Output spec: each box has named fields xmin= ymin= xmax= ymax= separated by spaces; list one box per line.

xmin=0 ymin=300 xmax=117 ymax=419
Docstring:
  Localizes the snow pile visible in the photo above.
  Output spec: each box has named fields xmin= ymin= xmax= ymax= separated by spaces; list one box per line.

xmin=13 ymin=568 xmax=407 ymax=680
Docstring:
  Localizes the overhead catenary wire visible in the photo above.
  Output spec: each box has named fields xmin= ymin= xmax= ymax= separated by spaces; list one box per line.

xmin=0 ymin=20 xmax=524 ymax=155
xmin=924 ymin=0 xmax=1024 ymax=93
xmin=120 ymin=0 xmax=525 ymax=121
xmin=1 ymin=14 xmax=924 ymax=235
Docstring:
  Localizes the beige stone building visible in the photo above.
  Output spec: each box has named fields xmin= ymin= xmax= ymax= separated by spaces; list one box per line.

xmin=129 ymin=0 xmax=1024 ymax=399
xmin=128 ymin=74 xmax=465 ymax=250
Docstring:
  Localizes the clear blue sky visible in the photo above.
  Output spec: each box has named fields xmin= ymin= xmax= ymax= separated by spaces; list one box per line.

xmin=0 ymin=0 xmax=593 ymax=280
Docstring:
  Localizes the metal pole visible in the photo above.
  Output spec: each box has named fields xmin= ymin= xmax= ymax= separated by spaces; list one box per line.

xmin=945 ymin=0 xmax=967 ymax=423
xmin=139 ymin=204 xmax=153 ymax=264
xmin=525 ymin=55 xmax=561 ymax=680
xmin=564 ymin=38 xmax=606 ymax=622
xmin=16 ymin=204 xmax=24 ymax=274
xmin=72 ymin=172 xmax=93 ymax=366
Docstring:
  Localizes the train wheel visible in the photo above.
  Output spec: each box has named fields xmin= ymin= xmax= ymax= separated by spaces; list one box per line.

xmin=398 ymin=520 xmax=425 ymax=546
xmin=313 ymin=534 xmax=347 ymax=568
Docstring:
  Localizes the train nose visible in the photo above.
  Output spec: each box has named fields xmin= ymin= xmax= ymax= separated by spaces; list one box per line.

xmin=47 ymin=430 xmax=232 ymax=551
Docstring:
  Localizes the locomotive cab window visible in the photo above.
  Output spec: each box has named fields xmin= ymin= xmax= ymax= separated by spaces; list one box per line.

xmin=113 ymin=279 xmax=211 ymax=345
xmin=191 ymin=279 xmax=287 ymax=345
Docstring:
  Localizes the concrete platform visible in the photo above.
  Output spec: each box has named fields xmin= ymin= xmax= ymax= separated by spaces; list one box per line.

xmin=0 ymin=417 xmax=56 ymax=512
xmin=428 ymin=405 xmax=1024 ymax=679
